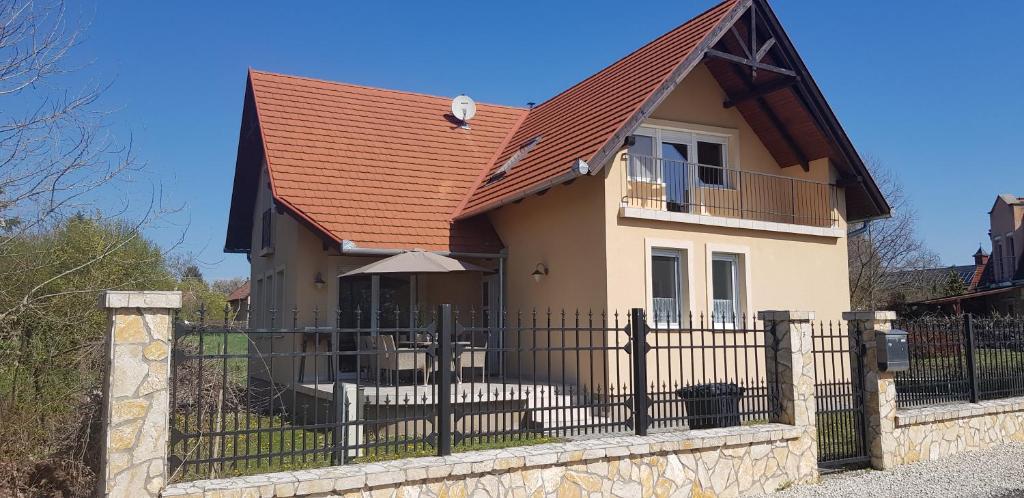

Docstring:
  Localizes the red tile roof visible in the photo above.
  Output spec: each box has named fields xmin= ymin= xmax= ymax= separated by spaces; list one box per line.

xmin=227 ymin=281 xmax=250 ymax=302
xmin=249 ymin=70 xmax=525 ymax=253
xmin=228 ymin=0 xmax=887 ymax=254
xmin=456 ymin=0 xmax=740 ymax=217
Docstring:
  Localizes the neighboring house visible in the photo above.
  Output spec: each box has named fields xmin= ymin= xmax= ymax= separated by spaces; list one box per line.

xmin=227 ymin=281 xmax=250 ymax=324
xmin=915 ymin=194 xmax=1024 ymax=315
xmin=224 ymin=0 xmax=888 ymax=343
xmin=884 ymin=249 xmax=990 ymax=312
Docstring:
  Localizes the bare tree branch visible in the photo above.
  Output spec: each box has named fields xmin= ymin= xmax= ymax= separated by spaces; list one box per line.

xmin=849 ymin=158 xmax=939 ymax=310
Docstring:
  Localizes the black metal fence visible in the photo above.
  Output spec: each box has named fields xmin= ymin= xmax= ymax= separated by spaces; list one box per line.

xmin=168 ymin=306 xmax=781 ymax=481
xmin=812 ymin=320 xmax=870 ymax=468
xmin=895 ymin=315 xmax=1024 ymax=408
xmin=642 ymin=311 xmax=778 ymax=432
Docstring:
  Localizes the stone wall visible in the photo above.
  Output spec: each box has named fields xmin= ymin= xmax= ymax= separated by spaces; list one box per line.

xmin=162 ymin=424 xmax=818 ymax=498
xmin=891 ymin=397 xmax=1024 ymax=466
xmin=99 ymin=291 xmax=181 ymax=498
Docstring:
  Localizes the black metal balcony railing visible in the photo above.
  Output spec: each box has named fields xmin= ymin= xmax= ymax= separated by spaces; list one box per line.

xmin=620 ymin=154 xmax=840 ymax=229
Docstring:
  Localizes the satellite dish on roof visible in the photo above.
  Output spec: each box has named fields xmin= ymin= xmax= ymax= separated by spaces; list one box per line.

xmin=451 ymin=95 xmax=476 ymax=128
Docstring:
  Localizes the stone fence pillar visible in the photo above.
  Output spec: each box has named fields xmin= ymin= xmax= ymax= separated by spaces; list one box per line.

xmin=758 ymin=310 xmax=818 ymax=480
xmin=843 ymin=310 xmax=898 ymax=470
xmin=99 ymin=291 xmax=181 ymax=497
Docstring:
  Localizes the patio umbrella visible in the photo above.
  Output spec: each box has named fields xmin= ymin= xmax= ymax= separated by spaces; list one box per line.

xmin=339 ymin=250 xmax=492 ymax=277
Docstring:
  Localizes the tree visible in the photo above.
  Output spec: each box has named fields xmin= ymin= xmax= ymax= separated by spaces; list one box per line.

xmin=942 ymin=269 xmax=968 ymax=297
xmin=211 ymin=277 xmax=248 ymax=296
xmin=0 ymin=1 xmax=181 ymax=493
xmin=181 ymin=264 xmax=205 ymax=283
xmin=0 ymin=216 xmax=175 ymax=493
xmin=848 ymin=160 xmax=939 ymax=310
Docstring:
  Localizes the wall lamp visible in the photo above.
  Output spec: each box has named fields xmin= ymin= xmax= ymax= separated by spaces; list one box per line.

xmin=314 ymin=272 xmax=326 ymax=289
xmin=531 ymin=263 xmax=549 ymax=282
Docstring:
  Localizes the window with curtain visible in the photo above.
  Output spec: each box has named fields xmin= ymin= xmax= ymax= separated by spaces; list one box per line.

xmin=711 ymin=253 xmax=740 ymax=326
xmin=651 ymin=249 xmax=684 ymax=325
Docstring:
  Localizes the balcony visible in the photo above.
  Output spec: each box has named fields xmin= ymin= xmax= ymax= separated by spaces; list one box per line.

xmin=619 ymin=153 xmax=841 ymax=235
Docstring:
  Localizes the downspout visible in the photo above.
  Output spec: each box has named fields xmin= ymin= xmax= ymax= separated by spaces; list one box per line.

xmin=847 ymin=220 xmax=871 ymax=238
xmin=498 ymin=249 xmax=506 ymax=377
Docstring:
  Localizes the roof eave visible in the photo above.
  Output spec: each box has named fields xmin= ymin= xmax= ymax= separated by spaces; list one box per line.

xmin=455 ymin=168 xmax=584 ymax=220
xmin=584 ymin=0 xmax=753 ymax=179
xmin=751 ymin=0 xmax=889 ymax=221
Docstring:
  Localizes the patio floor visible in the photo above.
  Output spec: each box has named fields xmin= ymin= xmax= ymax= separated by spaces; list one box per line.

xmin=291 ymin=377 xmax=617 ymax=430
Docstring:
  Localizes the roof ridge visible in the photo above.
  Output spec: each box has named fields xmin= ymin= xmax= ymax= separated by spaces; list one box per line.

xmin=248 ymin=68 xmax=529 ymax=111
xmin=530 ymin=0 xmax=737 ymax=113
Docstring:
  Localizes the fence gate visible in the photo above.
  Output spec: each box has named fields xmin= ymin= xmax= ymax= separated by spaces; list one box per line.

xmin=811 ymin=320 xmax=870 ymax=468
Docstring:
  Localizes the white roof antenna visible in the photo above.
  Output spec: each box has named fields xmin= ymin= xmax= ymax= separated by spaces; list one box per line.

xmin=451 ymin=94 xmax=476 ymax=129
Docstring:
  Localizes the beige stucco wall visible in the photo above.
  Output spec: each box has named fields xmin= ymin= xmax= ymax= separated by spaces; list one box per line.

xmin=602 ymin=63 xmax=851 ymax=322
xmin=990 ymin=196 xmax=1023 ymax=283
xmin=487 ymin=177 xmax=610 ymax=384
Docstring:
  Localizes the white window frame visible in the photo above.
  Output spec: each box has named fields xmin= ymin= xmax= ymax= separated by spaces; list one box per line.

xmin=628 ymin=123 xmax=734 ymax=188
xmin=644 ymin=239 xmax=695 ymax=328
xmin=710 ymin=253 xmax=741 ymax=327
xmin=704 ymin=244 xmax=752 ymax=329
xmin=651 ymin=248 xmax=684 ymax=326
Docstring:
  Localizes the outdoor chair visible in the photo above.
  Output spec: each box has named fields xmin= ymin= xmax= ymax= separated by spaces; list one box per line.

xmin=375 ymin=335 xmax=435 ymax=386
xmin=358 ymin=335 xmax=378 ymax=379
xmin=455 ymin=344 xmax=487 ymax=383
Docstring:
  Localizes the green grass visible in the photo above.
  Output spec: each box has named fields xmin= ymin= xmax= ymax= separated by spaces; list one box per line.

xmin=170 ymin=413 xmax=330 ymax=482
xmin=816 ymin=411 xmax=861 ymax=457
xmin=169 ymin=412 xmax=561 ymax=482
xmin=911 ymin=348 xmax=1024 ymax=371
xmin=176 ymin=331 xmax=251 ymax=384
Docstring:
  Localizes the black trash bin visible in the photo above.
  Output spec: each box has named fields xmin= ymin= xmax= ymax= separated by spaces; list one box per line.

xmin=675 ymin=383 xmax=745 ymax=429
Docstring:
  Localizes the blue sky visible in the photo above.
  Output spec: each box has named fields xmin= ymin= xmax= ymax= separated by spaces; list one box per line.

xmin=73 ymin=1 xmax=1022 ymax=280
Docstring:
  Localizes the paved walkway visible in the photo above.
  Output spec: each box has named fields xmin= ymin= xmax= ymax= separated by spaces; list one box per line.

xmin=765 ymin=443 xmax=1024 ymax=498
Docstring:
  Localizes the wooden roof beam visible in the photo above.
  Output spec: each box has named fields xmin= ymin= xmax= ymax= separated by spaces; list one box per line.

xmin=705 ymin=49 xmax=796 ymax=77
xmin=723 ymin=76 xmax=797 ymax=108
xmin=725 ymin=63 xmax=809 ymax=171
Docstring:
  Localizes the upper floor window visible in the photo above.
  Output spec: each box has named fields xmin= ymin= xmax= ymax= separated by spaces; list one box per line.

xmin=627 ymin=125 xmax=730 ymax=189
xmin=994 ymin=240 xmax=1004 ymax=281
xmin=1009 ymin=237 xmax=1016 ymax=279
xmin=261 ymin=208 xmax=273 ymax=253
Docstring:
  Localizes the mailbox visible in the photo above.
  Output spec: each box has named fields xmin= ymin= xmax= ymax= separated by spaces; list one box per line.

xmin=875 ymin=329 xmax=909 ymax=372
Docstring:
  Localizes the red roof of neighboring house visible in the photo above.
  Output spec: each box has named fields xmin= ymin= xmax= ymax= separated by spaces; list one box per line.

xmin=227 ymin=281 xmax=250 ymax=302
xmin=457 ymin=0 xmax=740 ymax=217
xmin=247 ymin=70 xmax=523 ymax=253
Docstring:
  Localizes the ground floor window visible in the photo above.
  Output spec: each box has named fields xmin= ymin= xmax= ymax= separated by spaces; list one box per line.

xmin=651 ymin=249 xmax=685 ymax=325
xmin=711 ymin=253 xmax=740 ymax=326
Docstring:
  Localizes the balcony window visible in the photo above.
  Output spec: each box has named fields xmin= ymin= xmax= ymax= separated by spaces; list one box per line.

xmin=697 ymin=140 xmax=726 ymax=186
xmin=712 ymin=253 xmax=740 ymax=327
xmin=627 ymin=125 xmax=729 ymax=189
xmin=627 ymin=134 xmax=656 ymax=180
xmin=651 ymin=249 xmax=684 ymax=325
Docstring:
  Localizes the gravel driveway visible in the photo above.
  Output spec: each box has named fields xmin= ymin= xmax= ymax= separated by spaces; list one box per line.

xmin=764 ymin=442 xmax=1024 ymax=498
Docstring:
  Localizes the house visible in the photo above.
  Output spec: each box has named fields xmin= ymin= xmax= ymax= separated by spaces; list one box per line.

xmin=915 ymin=194 xmax=1024 ymax=315
xmin=224 ymin=0 xmax=888 ymax=362
xmin=227 ymin=281 xmax=250 ymax=324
